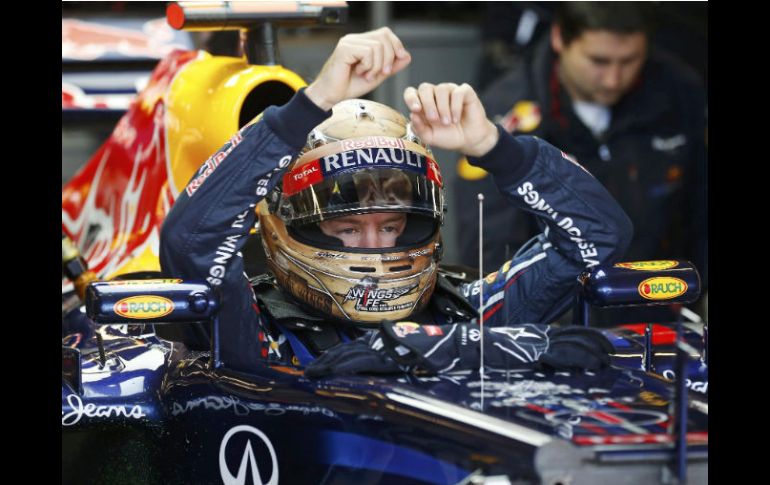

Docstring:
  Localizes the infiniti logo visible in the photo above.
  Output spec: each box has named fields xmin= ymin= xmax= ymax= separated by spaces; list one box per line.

xmin=219 ymin=425 xmax=279 ymax=485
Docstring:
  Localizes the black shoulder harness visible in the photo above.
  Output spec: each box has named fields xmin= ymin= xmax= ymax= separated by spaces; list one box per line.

xmin=249 ymin=274 xmax=347 ymax=354
xmin=429 ymin=269 xmax=480 ymax=323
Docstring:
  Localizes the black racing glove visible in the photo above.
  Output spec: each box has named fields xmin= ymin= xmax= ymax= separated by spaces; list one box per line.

xmin=304 ymin=323 xmax=614 ymax=378
xmin=304 ymin=333 xmax=401 ymax=378
xmin=380 ymin=321 xmax=552 ymax=373
xmin=536 ymin=326 xmax=614 ymax=371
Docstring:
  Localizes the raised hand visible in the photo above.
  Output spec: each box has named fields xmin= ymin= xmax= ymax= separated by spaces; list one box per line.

xmin=304 ymin=27 xmax=411 ymax=111
xmin=403 ymin=82 xmax=499 ymax=157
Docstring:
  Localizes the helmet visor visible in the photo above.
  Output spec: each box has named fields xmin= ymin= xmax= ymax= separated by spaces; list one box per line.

xmin=278 ymin=146 xmax=444 ymax=225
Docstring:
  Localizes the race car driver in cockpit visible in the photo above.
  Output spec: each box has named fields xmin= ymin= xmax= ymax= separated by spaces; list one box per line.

xmin=160 ymin=28 xmax=632 ymax=377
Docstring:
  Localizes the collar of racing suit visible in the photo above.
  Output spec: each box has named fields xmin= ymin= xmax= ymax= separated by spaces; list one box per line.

xmin=249 ymin=269 xmax=480 ymax=359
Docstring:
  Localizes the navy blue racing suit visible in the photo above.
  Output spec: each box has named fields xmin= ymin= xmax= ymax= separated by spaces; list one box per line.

xmin=160 ymin=89 xmax=632 ymax=373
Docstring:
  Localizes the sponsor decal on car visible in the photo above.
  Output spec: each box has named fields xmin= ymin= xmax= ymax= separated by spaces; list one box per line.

xmin=171 ymin=395 xmax=336 ymax=418
xmin=62 ymin=394 xmax=146 ymax=427
xmin=113 ymin=295 xmax=174 ymax=319
xmin=615 ymin=260 xmax=679 ymax=271
xmin=638 ymin=277 xmax=688 ymax=300
xmin=574 ymin=432 xmax=708 ymax=446
xmin=105 ymin=279 xmax=182 ymax=285
xmin=219 ymin=425 xmax=278 ymax=485
xmin=662 ymin=369 xmax=708 ymax=394
xmin=638 ymin=391 xmax=668 ymax=406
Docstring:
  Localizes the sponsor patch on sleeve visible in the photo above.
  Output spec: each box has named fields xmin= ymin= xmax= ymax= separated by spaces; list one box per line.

xmin=392 ymin=321 xmax=422 ymax=338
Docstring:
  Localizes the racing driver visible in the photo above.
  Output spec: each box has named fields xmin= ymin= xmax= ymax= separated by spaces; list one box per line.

xmin=160 ymin=28 xmax=632 ymax=376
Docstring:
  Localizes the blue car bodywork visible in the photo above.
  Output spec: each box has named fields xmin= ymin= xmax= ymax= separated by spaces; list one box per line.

xmin=62 ymin=271 xmax=707 ymax=484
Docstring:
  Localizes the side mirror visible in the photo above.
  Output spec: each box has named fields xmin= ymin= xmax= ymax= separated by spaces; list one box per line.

xmin=85 ymin=279 xmax=219 ymax=324
xmin=85 ymin=279 xmax=223 ymax=368
xmin=574 ymin=260 xmax=701 ymax=326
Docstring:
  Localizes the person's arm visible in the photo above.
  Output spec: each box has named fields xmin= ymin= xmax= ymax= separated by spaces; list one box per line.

xmin=403 ymin=83 xmax=632 ymax=325
xmin=160 ymin=90 xmax=331 ymax=370
xmin=461 ymin=129 xmax=633 ymax=324
xmin=160 ymin=28 xmax=411 ymax=371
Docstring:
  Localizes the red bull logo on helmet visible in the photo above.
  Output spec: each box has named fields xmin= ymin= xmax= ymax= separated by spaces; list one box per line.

xmin=340 ymin=136 xmax=406 ymax=151
xmin=114 ymin=296 xmax=174 ymax=319
xmin=638 ymin=277 xmax=688 ymax=300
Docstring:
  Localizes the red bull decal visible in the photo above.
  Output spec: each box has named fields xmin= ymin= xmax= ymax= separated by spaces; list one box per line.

xmin=616 ymin=260 xmax=679 ymax=271
xmin=185 ymin=132 xmax=244 ymax=196
xmin=638 ymin=277 xmax=688 ymax=300
xmin=62 ymin=50 xmax=198 ymax=281
xmin=114 ymin=296 xmax=174 ymax=319
xmin=340 ymin=136 xmax=406 ymax=151
xmin=392 ymin=322 xmax=421 ymax=338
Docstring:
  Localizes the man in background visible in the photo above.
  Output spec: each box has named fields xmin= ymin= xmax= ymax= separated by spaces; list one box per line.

xmin=455 ymin=2 xmax=707 ymax=322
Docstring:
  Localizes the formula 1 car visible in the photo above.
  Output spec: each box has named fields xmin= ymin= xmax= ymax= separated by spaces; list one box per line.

xmin=62 ymin=3 xmax=708 ymax=484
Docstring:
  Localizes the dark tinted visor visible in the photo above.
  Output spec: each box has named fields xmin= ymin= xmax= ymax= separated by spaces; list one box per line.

xmin=278 ymin=147 xmax=444 ymax=226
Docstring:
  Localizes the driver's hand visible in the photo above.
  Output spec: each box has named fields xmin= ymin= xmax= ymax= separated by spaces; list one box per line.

xmin=403 ymin=82 xmax=499 ymax=158
xmin=304 ymin=28 xmax=411 ymax=111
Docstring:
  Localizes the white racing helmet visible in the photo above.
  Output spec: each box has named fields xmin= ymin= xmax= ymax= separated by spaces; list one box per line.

xmin=258 ymin=99 xmax=446 ymax=327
